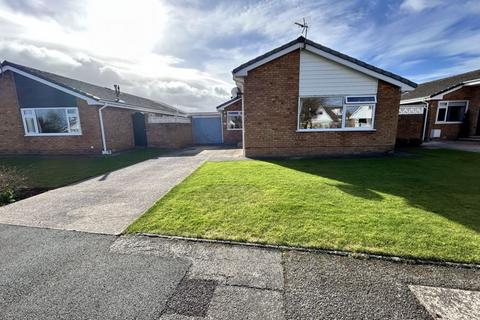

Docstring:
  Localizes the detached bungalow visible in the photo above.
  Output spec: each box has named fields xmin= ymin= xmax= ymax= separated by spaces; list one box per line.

xmin=399 ymin=69 xmax=480 ymax=141
xmin=0 ymin=61 xmax=191 ymax=154
xmin=217 ymin=36 xmax=417 ymax=158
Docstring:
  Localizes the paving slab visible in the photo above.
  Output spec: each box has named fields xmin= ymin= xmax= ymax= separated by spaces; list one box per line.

xmin=111 ymin=235 xmax=284 ymax=290
xmin=0 ymin=147 xmax=242 ymax=234
xmin=409 ymin=285 xmax=480 ymax=320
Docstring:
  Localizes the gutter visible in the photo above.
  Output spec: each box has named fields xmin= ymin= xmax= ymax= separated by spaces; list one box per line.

xmin=98 ymin=103 xmax=111 ymax=155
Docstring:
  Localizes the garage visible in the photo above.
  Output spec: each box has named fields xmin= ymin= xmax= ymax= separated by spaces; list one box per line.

xmin=191 ymin=114 xmax=223 ymax=145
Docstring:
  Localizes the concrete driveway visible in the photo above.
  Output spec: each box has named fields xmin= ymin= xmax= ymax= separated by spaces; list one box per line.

xmin=0 ymin=147 xmax=243 ymax=234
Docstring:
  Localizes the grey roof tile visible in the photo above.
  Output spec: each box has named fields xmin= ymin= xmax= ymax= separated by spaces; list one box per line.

xmin=1 ymin=60 xmax=186 ymax=115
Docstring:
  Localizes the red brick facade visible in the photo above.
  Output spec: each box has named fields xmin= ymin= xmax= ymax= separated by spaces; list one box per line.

xmin=242 ymin=50 xmax=402 ymax=158
xmin=0 ymin=70 xmax=187 ymax=154
xmin=221 ymin=99 xmax=243 ymax=146
xmin=397 ymin=114 xmax=424 ymax=140
xmin=146 ymin=122 xmax=192 ymax=149
xmin=425 ymin=86 xmax=480 ymax=140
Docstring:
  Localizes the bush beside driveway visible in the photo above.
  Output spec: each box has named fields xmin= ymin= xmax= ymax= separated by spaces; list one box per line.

xmin=127 ymin=149 xmax=480 ymax=264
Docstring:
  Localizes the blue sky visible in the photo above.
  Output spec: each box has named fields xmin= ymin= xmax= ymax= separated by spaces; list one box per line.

xmin=0 ymin=0 xmax=479 ymax=111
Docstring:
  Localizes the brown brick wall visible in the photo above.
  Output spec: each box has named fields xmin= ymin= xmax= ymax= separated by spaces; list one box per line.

xmin=221 ymin=100 xmax=243 ymax=146
xmin=0 ymin=71 xmax=104 ymax=154
xmin=102 ymin=107 xmax=135 ymax=152
xmin=426 ymin=86 xmax=480 ymax=140
xmin=146 ymin=122 xmax=192 ymax=149
xmin=397 ymin=114 xmax=424 ymax=140
xmin=242 ymin=50 xmax=401 ymax=158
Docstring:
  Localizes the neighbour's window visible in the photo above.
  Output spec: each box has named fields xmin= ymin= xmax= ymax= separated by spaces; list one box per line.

xmin=298 ymin=96 xmax=375 ymax=131
xmin=226 ymin=111 xmax=242 ymax=130
xmin=436 ymin=101 xmax=467 ymax=123
xmin=21 ymin=108 xmax=82 ymax=136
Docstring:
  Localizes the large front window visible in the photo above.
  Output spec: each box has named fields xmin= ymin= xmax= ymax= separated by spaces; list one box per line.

xmin=436 ymin=101 xmax=467 ymax=123
xmin=298 ymin=96 xmax=375 ymax=131
xmin=21 ymin=108 xmax=82 ymax=136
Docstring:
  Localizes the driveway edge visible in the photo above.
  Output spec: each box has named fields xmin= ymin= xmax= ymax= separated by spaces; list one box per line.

xmin=131 ymin=233 xmax=480 ymax=270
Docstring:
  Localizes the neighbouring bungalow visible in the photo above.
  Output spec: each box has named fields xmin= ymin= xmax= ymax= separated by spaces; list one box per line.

xmin=0 ymin=61 xmax=192 ymax=154
xmin=399 ymin=69 xmax=480 ymax=142
xmin=216 ymin=88 xmax=243 ymax=147
xmin=215 ymin=36 xmax=417 ymax=157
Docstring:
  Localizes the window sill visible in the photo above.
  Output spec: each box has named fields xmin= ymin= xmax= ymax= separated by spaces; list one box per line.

xmin=25 ymin=133 xmax=83 ymax=137
xmin=434 ymin=122 xmax=463 ymax=125
xmin=296 ymin=128 xmax=376 ymax=132
xmin=227 ymin=128 xmax=243 ymax=131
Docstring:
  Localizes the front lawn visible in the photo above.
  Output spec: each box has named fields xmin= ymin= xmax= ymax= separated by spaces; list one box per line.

xmin=0 ymin=148 xmax=165 ymax=189
xmin=127 ymin=149 xmax=480 ymax=264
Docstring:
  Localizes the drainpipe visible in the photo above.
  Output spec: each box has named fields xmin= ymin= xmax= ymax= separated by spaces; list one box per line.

xmin=98 ymin=103 xmax=111 ymax=155
xmin=422 ymin=101 xmax=429 ymax=141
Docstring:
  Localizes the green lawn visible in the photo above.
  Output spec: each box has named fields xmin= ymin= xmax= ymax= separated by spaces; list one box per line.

xmin=127 ymin=149 xmax=480 ymax=264
xmin=0 ymin=148 xmax=165 ymax=189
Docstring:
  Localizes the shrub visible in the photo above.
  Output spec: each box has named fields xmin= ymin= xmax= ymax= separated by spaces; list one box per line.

xmin=0 ymin=166 xmax=27 ymax=205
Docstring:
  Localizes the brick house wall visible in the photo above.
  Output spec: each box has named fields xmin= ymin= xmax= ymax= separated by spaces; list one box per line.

xmin=426 ymin=86 xmax=480 ymax=140
xmin=397 ymin=114 xmax=424 ymax=140
xmin=102 ymin=107 xmax=135 ymax=152
xmin=0 ymin=71 xmax=104 ymax=154
xmin=146 ymin=122 xmax=192 ymax=149
xmin=242 ymin=50 xmax=402 ymax=158
xmin=0 ymin=70 xmax=159 ymax=154
xmin=221 ymin=99 xmax=243 ymax=146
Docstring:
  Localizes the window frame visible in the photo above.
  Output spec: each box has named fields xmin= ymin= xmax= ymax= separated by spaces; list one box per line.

xmin=20 ymin=107 xmax=83 ymax=136
xmin=435 ymin=100 xmax=468 ymax=124
xmin=296 ymin=95 xmax=376 ymax=132
xmin=345 ymin=95 xmax=377 ymax=104
xmin=226 ymin=111 xmax=243 ymax=131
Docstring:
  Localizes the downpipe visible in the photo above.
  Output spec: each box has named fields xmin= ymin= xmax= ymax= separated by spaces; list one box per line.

xmin=98 ymin=103 xmax=111 ymax=155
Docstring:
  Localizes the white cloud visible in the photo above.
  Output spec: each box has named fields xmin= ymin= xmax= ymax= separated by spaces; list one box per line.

xmin=400 ymin=0 xmax=444 ymax=12
xmin=0 ymin=0 xmax=479 ymax=111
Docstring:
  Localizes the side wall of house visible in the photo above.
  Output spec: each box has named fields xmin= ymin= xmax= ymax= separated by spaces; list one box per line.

xmin=102 ymin=107 xmax=135 ymax=152
xmin=0 ymin=71 xmax=105 ymax=154
xmin=242 ymin=50 xmax=401 ymax=157
xmin=221 ymin=100 xmax=243 ymax=146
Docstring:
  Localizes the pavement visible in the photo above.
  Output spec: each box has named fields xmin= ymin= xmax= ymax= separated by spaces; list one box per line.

xmin=422 ymin=140 xmax=480 ymax=152
xmin=1 ymin=224 xmax=478 ymax=320
xmin=0 ymin=147 xmax=243 ymax=234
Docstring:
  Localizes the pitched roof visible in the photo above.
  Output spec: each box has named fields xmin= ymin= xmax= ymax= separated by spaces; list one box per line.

xmin=1 ymin=60 xmax=186 ymax=115
xmin=232 ymin=36 xmax=417 ymax=89
xmin=215 ymin=97 xmax=242 ymax=110
xmin=401 ymin=69 xmax=480 ymax=101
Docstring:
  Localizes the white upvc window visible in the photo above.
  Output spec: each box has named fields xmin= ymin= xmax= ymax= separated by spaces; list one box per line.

xmin=226 ymin=111 xmax=243 ymax=130
xmin=21 ymin=107 xmax=82 ymax=136
xmin=435 ymin=100 xmax=468 ymax=124
xmin=297 ymin=95 xmax=376 ymax=131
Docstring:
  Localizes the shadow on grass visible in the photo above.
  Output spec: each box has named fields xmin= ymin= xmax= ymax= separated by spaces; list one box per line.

xmin=267 ymin=149 xmax=480 ymax=233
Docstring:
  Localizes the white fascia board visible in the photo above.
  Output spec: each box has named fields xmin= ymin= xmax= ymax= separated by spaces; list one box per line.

xmin=217 ymin=98 xmax=242 ymax=111
xmin=429 ymin=85 xmax=465 ymax=100
xmin=232 ymin=43 xmax=415 ymax=91
xmin=233 ymin=43 xmax=303 ymax=77
xmin=100 ymin=100 xmax=184 ymax=116
xmin=1 ymin=66 xmax=100 ymax=105
xmin=464 ymin=79 xmax=480 ymax=86
xmin=305 ymin=45 xmax=415 ymax=91
xmin=400 ymin=97 xmax=428 ymax=104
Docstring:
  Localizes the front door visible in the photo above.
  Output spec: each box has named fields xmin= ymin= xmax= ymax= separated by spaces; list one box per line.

xmin=132 ymin=112 xmax=147 ymax=147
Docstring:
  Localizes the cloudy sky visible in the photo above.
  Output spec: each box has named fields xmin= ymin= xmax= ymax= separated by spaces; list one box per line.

xmin=1 ymin=0 xmax=479 ymax=112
